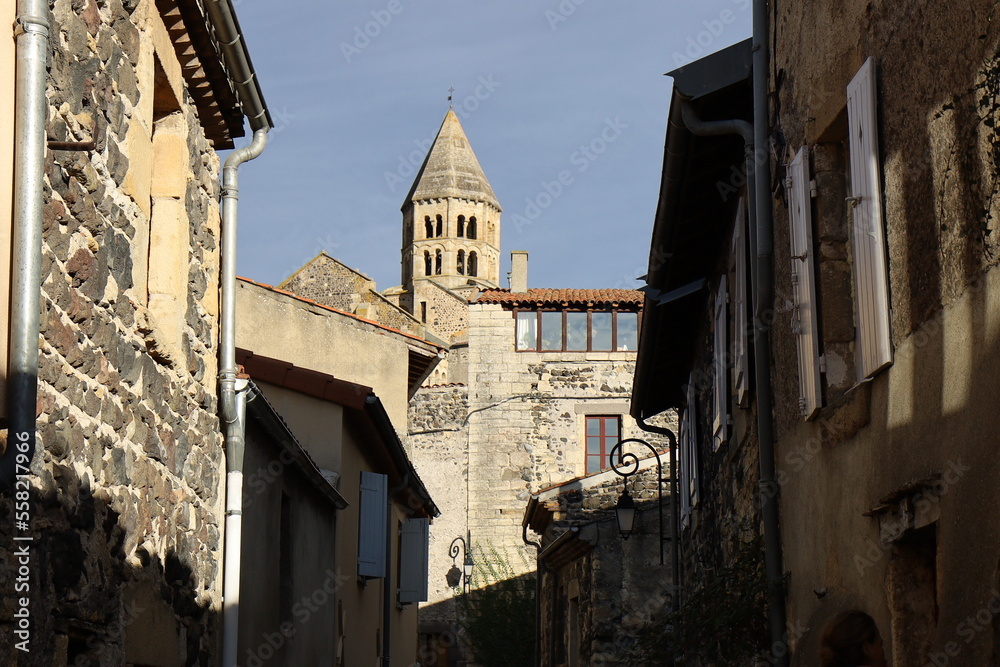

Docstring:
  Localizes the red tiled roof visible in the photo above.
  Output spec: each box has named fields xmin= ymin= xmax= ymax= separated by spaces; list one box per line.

xmin=236 ymin=349 xmax=371 ymax=410
xmin=474 ymin=288 xmax=643 ymax=308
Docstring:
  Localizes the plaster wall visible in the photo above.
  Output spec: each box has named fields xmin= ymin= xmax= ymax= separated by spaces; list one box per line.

xmin=769 ymin=3 xmax=1000 ymax=663
xmin=236 ymin=280 xmax=416 ymax=427
xmin=239 ymin=424 xmax=338 ymax=666
xmin=337 ymin=424 xmax=421 ymax=667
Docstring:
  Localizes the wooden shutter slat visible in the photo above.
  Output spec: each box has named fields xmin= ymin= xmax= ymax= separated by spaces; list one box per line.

xmin=713 ymin=276 xmax=728 ymax=450
xmin=847 ymin=57 xmax=893 ymax=379
xmin=733 ymin=198 xmax=750 ymax=408
xmin=687 ymin=378 xmax=699 ymax=508
xmin=787 ymin=146 xmax=823 ymax=418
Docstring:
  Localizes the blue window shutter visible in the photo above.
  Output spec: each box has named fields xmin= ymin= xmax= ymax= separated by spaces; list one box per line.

xmin=358 ymin=471 xmax=387 ymax=578
xmin=398 ymin=518 xmax=430 ymax=604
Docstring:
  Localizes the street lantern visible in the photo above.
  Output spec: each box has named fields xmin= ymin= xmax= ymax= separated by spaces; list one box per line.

xmin=615 ymin=489 xmax=637 ymax=539
xmin=608 ymin=438 xmax=670 ymax=565
xmin=448 ymin=534 xmax=474 ymax=592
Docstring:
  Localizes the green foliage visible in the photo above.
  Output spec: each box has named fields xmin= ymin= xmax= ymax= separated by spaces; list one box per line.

xmin=456 ymin=543 xmax=536 ymax=667
xmin=629 ymin=538 xmax=776 ymax=666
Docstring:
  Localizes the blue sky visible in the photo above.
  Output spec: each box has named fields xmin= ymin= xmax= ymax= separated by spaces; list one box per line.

xmin=230 ymin=0 xmax=751 ymax=292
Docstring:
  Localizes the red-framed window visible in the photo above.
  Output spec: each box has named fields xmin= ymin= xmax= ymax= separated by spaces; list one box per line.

xmin=514 ymin=310 xmax=639 ymax=352
xmin=585 ymin=415 xmax=621 ymax=474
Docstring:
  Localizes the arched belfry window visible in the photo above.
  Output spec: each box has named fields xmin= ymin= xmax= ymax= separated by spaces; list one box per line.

xmin=468 ymin=251 xmax=478 ymax=277
xmin=457 ymin=215 xmax=465 ymax=238
xmin=425 ymin=216 xmax=434 ymax=238
xmin=435 ymin=249 xmax=442 ymax=275
xmin=457 ymin=250 xmax=466 ymax=275
xmin=436 ymin=214 xmax=443 ymax=237
xmin=423 ymin=251 xmax=432 ymax=276
xmin=468 ymin=217 xmax=477 ymax=240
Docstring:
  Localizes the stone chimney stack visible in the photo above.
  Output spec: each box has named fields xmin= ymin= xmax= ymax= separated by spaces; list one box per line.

xmin=510 ymin=251 xmax=528 ymax=292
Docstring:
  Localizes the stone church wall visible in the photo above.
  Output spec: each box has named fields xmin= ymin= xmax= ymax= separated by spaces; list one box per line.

xmin=464 ymin=302 xmax=667 ymax=575
xmin=406 ymin=385 xmax=470 ymax=623
xmin=280 ymin=253 xmax=373 ymax=313
xmin=0 ymin=0 xmax=227 ymax=662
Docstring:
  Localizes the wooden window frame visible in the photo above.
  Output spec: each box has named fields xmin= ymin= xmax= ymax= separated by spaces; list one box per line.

xmin=585 ymin=415 xmax=621 ymax=474
xmin=513 ymin=309 xmax=642 ymax=352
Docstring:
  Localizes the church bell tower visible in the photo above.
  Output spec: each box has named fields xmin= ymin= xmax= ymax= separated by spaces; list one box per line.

xmin=400 ymin=109 xmax=502 ymax=297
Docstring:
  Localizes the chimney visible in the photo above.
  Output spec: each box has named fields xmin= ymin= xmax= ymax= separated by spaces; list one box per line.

xmin=510 ymin=251 xmax=528 ymax=292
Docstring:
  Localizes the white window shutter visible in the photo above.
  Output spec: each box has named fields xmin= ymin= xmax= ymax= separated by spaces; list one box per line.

xmin=847 ymin=57 xmax=893 ymax=379
xmin=357 ymin=471 xmax=387 ymax=578
xmin=786 ymin=146 xmax=823 ymax=419
xmin=732 ymin=198 xmax=750 ymax=408
xmin=398 ymin=518 xmax=430 ymax=604
xmin=712 ymin=276 xmax=728 ymax=450
xmin=686 ymin=378 xmax=699 ymax=508
xmin=678 ymin=408 xmax=691 ymax=528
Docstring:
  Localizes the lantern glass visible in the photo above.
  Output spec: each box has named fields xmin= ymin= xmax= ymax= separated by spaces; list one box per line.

xmin=616 ymin=490 xmax=637 ymax=539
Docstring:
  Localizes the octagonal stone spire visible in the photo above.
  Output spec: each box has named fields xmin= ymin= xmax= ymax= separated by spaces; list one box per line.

xmin=403 ymin=109 xmax=500 ymax=210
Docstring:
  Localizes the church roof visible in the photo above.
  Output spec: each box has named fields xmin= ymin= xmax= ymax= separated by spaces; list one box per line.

xmin=403 ymin=109 xmax=500 ymax=210
xmin=474 ymin=288 xmax=643 ymax=308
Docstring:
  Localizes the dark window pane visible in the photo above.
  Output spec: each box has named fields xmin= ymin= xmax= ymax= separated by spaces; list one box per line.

xmin=566 ymin=312 xmax=587 ymax=350
xmin=516 ymin=312 xmax=537 ymax=350
xmin=586 ymin=437 xmax=601 ymax=455
xmin=591 ymin=312 xmax=612 ymax=350
xmin=606 ymin=418 xmax=620 ymax=437
xmin=586 ymin=418 xmax=600 ymax=436
xmin=541 ymin=312 xmax=563 ymax=350
xmin=617 ymin=312 xmax=638 ymax=351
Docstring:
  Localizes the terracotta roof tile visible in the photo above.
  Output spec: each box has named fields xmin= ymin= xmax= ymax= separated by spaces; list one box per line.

xmin=474 ymin=288 xmax=643 ymax=308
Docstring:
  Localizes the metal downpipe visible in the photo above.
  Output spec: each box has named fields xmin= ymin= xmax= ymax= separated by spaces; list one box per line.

xmin=635 ymin=417 xmax=679 ymax=613
xmin=522 ymin=523 xmax=542 ymax=667
xmin=752 ymin=0 xmax=789 ymax=661
xmin=2 ymin=1 xmax=50 ymax=489
xmin=681 ymin=93 xmax=788 ymax=662
xmin=220 ymin=128 xmax=268 ymax=667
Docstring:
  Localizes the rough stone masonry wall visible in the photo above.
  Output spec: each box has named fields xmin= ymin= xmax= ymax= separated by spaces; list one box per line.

xmin=414 ymin=280 xmax=469 ymax=340
xmin=539 ymin=466 xmax=674 ymax=666
xmin=280 ymin=254 xmax=374 ymax=314
xmin=0 ymin=0 xmax=225 ymax=663
xmin=465 ymin=302 xmax=664 ymax=576
xmin=407 ymin=385 xmax=470 ymax=622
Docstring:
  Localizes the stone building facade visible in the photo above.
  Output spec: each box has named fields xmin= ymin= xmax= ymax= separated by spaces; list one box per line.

xmin=274 ymin=108 xmax=672 ymax=665
xmin=635 ymin=7 xmax=1000 ymax=664
xmin=525 ymin=462 xmax=674 ymax=665
xmin=0 ymin=0 xmax=267 ymax=663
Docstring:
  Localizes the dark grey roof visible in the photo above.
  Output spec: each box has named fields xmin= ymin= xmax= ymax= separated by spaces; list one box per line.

xmin=403 ymin=109 xmax=500 ymax=210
